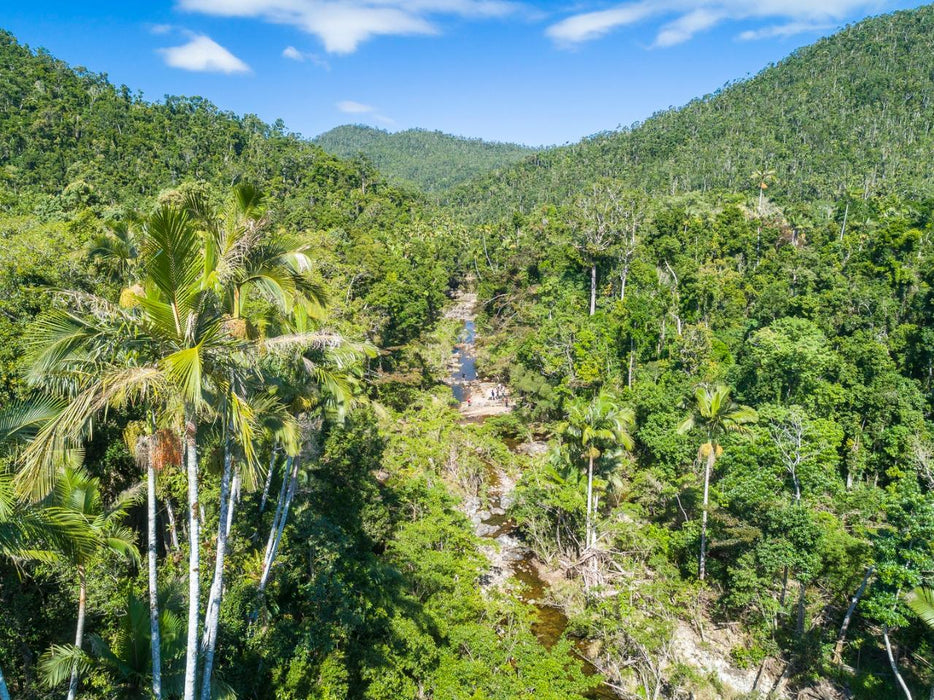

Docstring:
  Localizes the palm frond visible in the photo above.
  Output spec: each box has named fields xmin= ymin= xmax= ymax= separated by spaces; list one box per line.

xmin=39 ymin=644 xmax=93 ymax=687
xmin=908 ymin=586 xmax=934 ymax=630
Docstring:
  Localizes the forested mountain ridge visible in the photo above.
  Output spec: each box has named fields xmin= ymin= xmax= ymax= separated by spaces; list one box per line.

xmin=0 ymin=28 xmax=400 ymax=225
xmin=444 ymin=3 xmax=934 ymax=220
xmin=314 ymin=124 xmax=537 ymax=192
xmin=3 ymin=5 xmax=934 ymax=699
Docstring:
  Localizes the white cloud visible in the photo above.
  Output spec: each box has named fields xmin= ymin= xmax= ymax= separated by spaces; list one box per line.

xmin=545 ymin=2 xmax=657 ymax=45
xmin=337 ymin=100 xmax=375 ymax=114
xmin=177 ymin=0 xmax=524 ymax=54
xmin=654 ymin=8 xmax=723 ymax=47
xmin=282 ymin=45 xmax=331 ymax=67
xmin=282 ymin=45 xmax=304 ymax=60
xmin=158 ymin=34 xmax=251 ymax=73
xmin=738 ymin=21 xmax=833 ymax=41
xmin=336 ymin=100 xmax=396 ymax=124
xmin=546 ymin=0 xmax=892 ymax=48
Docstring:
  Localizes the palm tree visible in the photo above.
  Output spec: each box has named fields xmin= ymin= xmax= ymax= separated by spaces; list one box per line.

xmin=907 ymin=587 xmax=934 ymax=700
xmin=0 ymin=399 xmax=95 ymax=700
xmin=186 ymin=182 xmax=325 ymax=325
xmin=560 ymin=392 xmax=635 ymax=553
xmin=185 ymin=184 xmax=330 ymax=700
xmin=40 ymin=584 xmax=191 ymax=700
xmin=22 ymin=186 xmax=338 ymax=700
xmin=45 ymin=465 xmax=140 ymax=700
xmin=752 ymin=168 xmax=776 ymax=215
xmin=256 ymin=337 xmax=369 ymax=599
xmin=21 ymin=204 xmax=241 ymax=700
xmin=678 ymin=384 xmax=757 ymax=581
xmin=0 ymin=470 xmax=74 ymax=700
xmin=87 ymin=218 xmax=141 ymax=285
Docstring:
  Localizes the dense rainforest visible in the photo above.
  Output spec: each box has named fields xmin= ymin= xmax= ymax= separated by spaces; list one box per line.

xmin=313 ymin=125 xmax=537 ymax=193
xmin=2 ymin=4 xmax=934 ymax=700
xmin=442 ymin=4 xmax=934 ymax=223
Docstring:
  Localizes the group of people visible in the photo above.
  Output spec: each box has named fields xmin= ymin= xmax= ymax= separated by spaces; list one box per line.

xmin=489 ymin=383 xmax=508 ymax=406
xmin=462 ymin=382 xmax=509 ymax=409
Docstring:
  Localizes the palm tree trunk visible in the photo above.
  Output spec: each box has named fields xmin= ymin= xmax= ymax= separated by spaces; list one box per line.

xmin=589 ymin=263 xmax=597 ymax=316
xmin=259 ymin=448 xmax=277 ymax=514
xmin=259 ymin=456 xmax=299 ymax=593
xmin=796 ymin=581 xmax=806 ymax=636
xmin=66 ymin=567 xmax=87 ymax=700
xmin=883 ymin=625 xmax=912 ymax=700
xmin=833 ymin=565 xmax=874 ymax=664
xmin=183 ymin=410 xmax=200 ymax=700
xmin=165 ymin=497 xmax=181 ymax=551
xmin=699 ymin=444 xmax=715 ymax=581
xmin=586 ymin=454 xmax=594 ymax=550
xmin=200 ymin=423 xmax=235 ymax=700
xmin=147 ymin=456 xmax=163 ymax=700
xmin=0 ymin=664 xmax=11 ymax=700
xmin=225 ymin=470 xmax=240 ymax=539
xmin=262 ymin=454 xmax=290 ymax=571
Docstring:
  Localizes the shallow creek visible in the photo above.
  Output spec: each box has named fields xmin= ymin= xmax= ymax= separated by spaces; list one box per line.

xmin=450 ymin=317 xmax=618 ymax=700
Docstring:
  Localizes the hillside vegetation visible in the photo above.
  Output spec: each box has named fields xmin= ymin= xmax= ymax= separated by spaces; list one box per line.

xmin=314 ymin=124 xmax=536 ymax=192
xmin=0 ymin=29 xmax=603 ymax=700
xmin=3 ymin=5 xmax=934 ymax=700
xmin=444 ymin=4 xmax=934 ymax=221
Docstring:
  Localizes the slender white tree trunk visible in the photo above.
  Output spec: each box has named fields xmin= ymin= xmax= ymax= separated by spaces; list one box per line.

xmin=200 ymin=424 xmax=235 ymax=700
xmin=165 ymin=498 xmax=181 ymax=551
xmin=0 ymin=664 xmax=10 ymax=700
xmin=699 ymin=444 xmax=715 ymax=581
xmin=148 ymin=456 xmax=163 ymax=699
xmin=263 ymin=455 xmax=291 ymax=572
xmin=259 ymin=448 xmax=277 ymax=514
xmin=839 ymin=201 xmax=849 ymax=243
xmin=183 ymin=411 xmax=200 ymax=700
xmin=589 ymin=263 xmax=597 ymax=316
xmin=628 ymin=339 xmax=635 ymax=388
xmin=66 ymin=568 xmax=87 ymax=700
xmin=225 ymin=471 xmax=240 ymax=539
xmin=259 ymin=456 xmax=299 ymax=593
xmin=833 ymin=565 xmax=874 ymax=663
xmin=585 ymin=454 xmax=594 ymax=550
xmin=796 ymin=581 xmax=806 ymax=636
xmin=883 ymin=625 xmax=913 ymax=700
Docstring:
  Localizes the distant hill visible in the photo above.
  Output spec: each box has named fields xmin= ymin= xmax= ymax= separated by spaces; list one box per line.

xmin=443 ymin=4 xmax=934 ymax=221
xmin=314 ymin=125 xmax=537 ymax=192
xmin=0 ymin=29 xmax=404 ymax=231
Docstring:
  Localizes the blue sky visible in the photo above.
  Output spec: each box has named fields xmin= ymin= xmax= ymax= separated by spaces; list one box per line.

xmin=2 ymin=1 xmax=928 ymax=146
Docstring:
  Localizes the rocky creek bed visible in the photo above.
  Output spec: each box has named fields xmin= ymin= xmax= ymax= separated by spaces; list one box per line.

xmin=446 ymin=291 xmax=619 ymax=700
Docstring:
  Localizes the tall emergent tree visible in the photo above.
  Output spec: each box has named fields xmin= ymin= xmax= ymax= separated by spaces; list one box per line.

xmin=573 ymin=182 xmax=622 ymax=316
xmin=678 ymin=384 xmax=757 ymax=581
xmin=560 ymin=392 xmax=635 ymax=553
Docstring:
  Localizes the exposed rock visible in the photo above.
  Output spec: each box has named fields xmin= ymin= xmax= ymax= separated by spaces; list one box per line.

xmin=671 ymin=620 xmax=789 ymax=698
xmin=796 ymin=680 xmax=849 ymax=700
xmin=515 ymin=441 xmax=548 ymax=456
